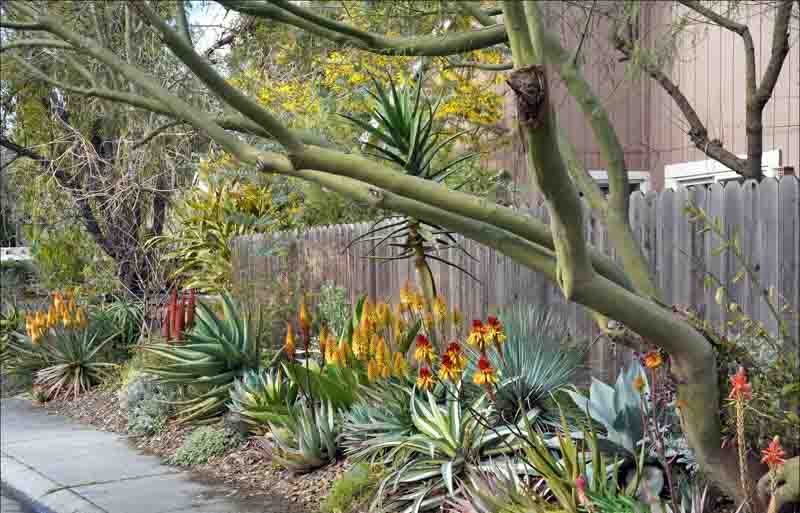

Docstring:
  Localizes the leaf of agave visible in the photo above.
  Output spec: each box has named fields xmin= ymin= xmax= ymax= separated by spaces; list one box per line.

xmin=442 ymin=460 xmax=456 ymax=496
xmin=409 ymin=392 xmax=442 ymax=440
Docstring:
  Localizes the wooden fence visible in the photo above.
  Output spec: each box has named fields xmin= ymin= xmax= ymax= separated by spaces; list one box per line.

xmin=231 ymin=177 xmax=799 ymax=382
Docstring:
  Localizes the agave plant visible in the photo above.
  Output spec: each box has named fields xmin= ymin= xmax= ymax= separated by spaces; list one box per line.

xmin=449 ymin=467 xmax=549 ymax=513
xmin=341 ymin=74 xmax=480 ymax=308
xmin=371 ymin=391 xmax=529 ymax=513
xmin=566 ymin=361 xmax=649 ymax=456
xmin=144 ymin=292 xmax=261 ymax=423
xmin=340 ymin=383 xmax=416 ymax=461
xmin=229 ymin=367 xmax=298 ymax=433
xmin=27 ymin=324 xmax=117 ymax=399
xmin=262 ymin=400 xmax=339 ymax=474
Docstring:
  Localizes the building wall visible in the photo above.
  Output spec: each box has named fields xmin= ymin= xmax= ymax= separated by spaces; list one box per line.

xmin=646 ymin=1 xmax=800 ymax=189
xmin=489 ymin=1 xmax=799 ymax=194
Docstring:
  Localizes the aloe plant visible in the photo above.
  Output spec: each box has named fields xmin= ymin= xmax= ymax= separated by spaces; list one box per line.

xmin=229 ymin=367 xmax=298 ymax=433
xmin=12 ymin=323 xmax=118 ymax=400
xmin=342 ymin=74 xmax=479 ymax=314
xmin=144 ymin=292 xmax=261 ymax=423
xmin=262 ymin=400 xmax=340 ymax=474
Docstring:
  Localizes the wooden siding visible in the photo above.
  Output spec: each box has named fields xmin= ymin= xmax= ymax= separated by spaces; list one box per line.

xmin=489 ymin=2 xmax=799 ymax=193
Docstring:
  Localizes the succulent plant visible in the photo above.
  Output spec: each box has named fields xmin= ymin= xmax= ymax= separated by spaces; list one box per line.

xmin=144 ymin=292 xmax=262 ymax=423
xmin=262 ymin=400 xmax=340 ymax=474
xmin=370 ymin=391 xmax=527 ymax=513
xmin=229 ymin=367 xmax=298 ymax=433
xmin=566 ymin=361 xmax=649 ymax=456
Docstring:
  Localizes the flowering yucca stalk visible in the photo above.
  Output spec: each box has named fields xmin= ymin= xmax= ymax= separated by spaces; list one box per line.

xmin=729 ymin=366 xmax=752 ymax=510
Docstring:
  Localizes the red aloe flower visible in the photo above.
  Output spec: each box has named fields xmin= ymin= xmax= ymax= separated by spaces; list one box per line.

xmin=761 ymin=436 xmax=785 ymax=467
xmin=728 ymin=366 xmax=752 ymax=401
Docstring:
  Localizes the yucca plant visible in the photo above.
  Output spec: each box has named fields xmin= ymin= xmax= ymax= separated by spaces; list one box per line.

xmin=371 ymin=390 xmax=529 ymax=513
xmin=144 ymin=292 xmax=262 ymax=423
xmin=262 ymin=400 xmax=339 ymax=474
xmin=28 ymin=324 xmax=117 ymax=399
xmin=464 ymin=303 xmax=584 ymax=428
xmin=342 ymin=74 xmax=479 ymax=312
xmin=229 ymin=367 xmax=298 ymax=433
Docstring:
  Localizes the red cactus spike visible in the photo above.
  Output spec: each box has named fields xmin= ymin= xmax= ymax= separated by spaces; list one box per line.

xmin=185 ymin=290 xmax=195 ymax=330
xmin=174 ymin=292 xmax=185 ymax=342
xmin=162 ymin=305 xmax=172 ymax=342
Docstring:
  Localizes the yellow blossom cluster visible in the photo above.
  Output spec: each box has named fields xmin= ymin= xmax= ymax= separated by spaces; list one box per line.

xmin=25 ymin=289 xmax=87 ymax=344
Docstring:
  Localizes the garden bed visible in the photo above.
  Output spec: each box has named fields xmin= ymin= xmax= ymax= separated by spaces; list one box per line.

xmin=43 ymin=390 xmax=348 ymax=512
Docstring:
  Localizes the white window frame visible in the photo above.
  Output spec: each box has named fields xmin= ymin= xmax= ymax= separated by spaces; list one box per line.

xmin=588 ymin=170 xmax=652 ymax=194
xmin=664 ymin=149 xmax=781 ymax=190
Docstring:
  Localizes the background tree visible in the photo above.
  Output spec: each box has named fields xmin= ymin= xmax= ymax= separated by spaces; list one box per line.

xmin=1 ymin=1 xmax=797 ymax=510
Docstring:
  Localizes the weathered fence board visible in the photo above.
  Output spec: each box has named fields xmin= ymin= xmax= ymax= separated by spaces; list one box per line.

xmin=231 ymin=178 xmax=800 ymax=378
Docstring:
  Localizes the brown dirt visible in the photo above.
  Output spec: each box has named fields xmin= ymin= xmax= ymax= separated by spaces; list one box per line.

xmin=43 ymin=389 xmax=345 ymax=512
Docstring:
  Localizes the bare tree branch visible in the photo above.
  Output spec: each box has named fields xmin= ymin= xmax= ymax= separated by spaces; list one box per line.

xmin=613 ymin=36 xmax=748 ymax=175
xmin=217 ymin=0 xmax=509 ymax=56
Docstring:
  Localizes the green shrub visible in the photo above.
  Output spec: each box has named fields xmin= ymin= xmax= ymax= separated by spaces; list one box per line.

xmin=314 ymin=282 xmax=350 ymax=337
xmin=128 ymin=390 xmax=175 ymax=436
xmin=321 ymin=462 xmax=383 ymax=513
xmin=167 ymin=426 xmax=242 ymax=466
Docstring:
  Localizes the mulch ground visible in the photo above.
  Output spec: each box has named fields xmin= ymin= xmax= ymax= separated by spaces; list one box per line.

xmin=42 ymin=389 xmax=348 ymax=513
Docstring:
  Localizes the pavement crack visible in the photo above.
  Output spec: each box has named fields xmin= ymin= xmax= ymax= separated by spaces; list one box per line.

xmin=43 ymin=471 xmax=184 ymax=496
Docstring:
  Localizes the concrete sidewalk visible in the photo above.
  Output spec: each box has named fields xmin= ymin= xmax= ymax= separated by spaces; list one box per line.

xmin=1 ymin=399 xmax=293 ymax=513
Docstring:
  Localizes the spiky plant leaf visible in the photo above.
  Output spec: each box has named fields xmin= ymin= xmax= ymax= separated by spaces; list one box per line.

xmin=144 ymin=292 xmax=261 ymax=423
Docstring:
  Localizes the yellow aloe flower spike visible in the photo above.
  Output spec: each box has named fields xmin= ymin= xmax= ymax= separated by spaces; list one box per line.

xmin=433 ymin=296 xmax=447 ymax=321
xmin=367 ymin=359 xmax=379 ymax=382
xmin=47 ymin=306 xmax=57 ymax=327
xmin=298 ymin=301 xmax=311 ymax=334
xmin=338 ymin=339 xmax=352 ymax=365
xmin=392 ymin=352 xmax=408 ymax=378
xmin=375 ymin=337 xmax=387 ymax=366
xmin=381 ymin=364 xmax=392 ymax=380
xmin=285 ymin=323 xmax=296 ymax=361
xmin=75 ymin=307 xmax=87 ymax=328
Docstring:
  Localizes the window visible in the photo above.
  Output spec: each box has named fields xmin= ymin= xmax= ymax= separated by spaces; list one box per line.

xmin=588 ymin=170 xmax=651 ymax=194
xmin=664 ymin=149 xmax=781 ymax=189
